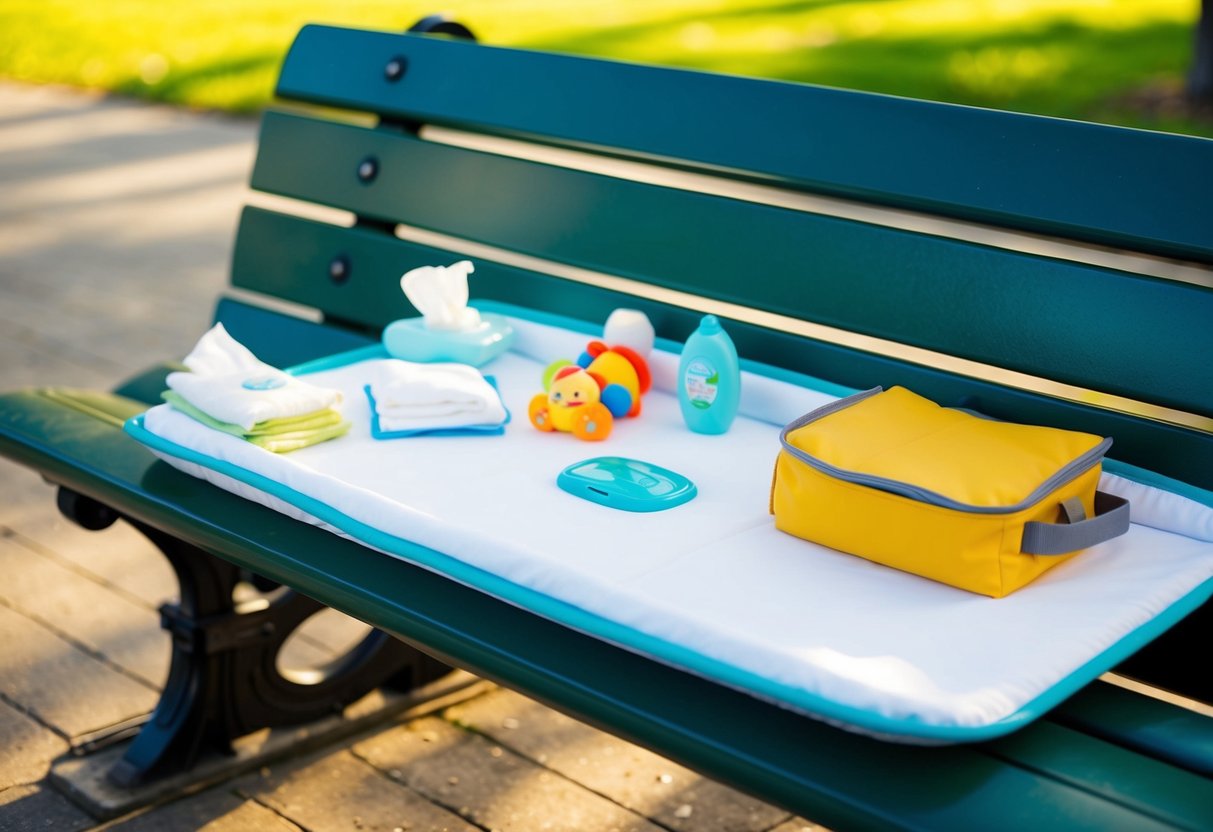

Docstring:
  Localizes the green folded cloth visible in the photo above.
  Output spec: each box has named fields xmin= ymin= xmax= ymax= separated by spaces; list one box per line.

xmin=246 ymin=422 xmax=351 ymax=453
xmin=162 ymin=390 xmax=350 ymax=452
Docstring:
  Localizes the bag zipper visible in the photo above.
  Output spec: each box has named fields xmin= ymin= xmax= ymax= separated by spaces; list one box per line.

xmin=779 ymin=388 xmax=1112 ymax=515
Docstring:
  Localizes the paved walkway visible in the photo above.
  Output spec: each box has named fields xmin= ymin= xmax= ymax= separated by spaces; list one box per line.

xmin=0 ymin=82 xmax=819 ymax=832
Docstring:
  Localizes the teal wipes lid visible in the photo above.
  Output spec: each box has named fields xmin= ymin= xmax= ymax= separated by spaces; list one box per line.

xmin=557 ymin=457 xmax=697 ymax=512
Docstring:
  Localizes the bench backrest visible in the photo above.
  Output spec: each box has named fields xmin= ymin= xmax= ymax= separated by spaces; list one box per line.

xmin=229 ymin=23 xmax=1213 ymax=496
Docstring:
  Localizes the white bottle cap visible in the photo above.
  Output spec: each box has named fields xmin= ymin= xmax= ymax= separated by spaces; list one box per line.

xmin=604 ymin=308 xmax=655 ymax=357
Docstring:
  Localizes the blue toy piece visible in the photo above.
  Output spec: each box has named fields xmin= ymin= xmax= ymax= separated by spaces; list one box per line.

xmin=599 ymin=384 xmax=633 ymax=418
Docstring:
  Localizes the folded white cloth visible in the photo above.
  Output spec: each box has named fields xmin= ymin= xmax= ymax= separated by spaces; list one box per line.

xmin=167 ymin=324 xmax=343 ymax=430
xmin=370 ymin=359 xmax=506 ymax=432
xmin=180 ymin=323 xmax=266 ymax=376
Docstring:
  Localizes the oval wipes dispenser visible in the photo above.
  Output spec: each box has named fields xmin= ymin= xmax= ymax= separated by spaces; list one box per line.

xmin=557 ymin=457 xmax=696 ymax=512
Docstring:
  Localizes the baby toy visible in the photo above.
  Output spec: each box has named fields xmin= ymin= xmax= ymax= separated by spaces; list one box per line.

xmin=528 ymin=337 xmax=652 ymax=441
xmin=529 ymin=365 xmax=616 ymax=440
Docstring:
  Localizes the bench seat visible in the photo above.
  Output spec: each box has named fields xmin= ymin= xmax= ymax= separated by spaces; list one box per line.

xmin=4 ymin=378 xmax=1213 ymax=830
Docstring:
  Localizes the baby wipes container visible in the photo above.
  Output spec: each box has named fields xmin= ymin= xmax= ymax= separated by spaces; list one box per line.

xmin=383 ymin=260 xmax=514 ymax=367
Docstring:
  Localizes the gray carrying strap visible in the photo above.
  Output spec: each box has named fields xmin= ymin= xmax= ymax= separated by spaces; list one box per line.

xmin=1021 ymin=491 xmax=1130 ymax=556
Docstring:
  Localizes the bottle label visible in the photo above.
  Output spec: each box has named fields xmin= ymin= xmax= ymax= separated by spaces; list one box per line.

xmin=684 ymin=358 xmax=719 ymax=409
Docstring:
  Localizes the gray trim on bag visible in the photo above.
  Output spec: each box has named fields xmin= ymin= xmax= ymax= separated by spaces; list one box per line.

xmin=778 ymin=387 xmax=1114 ymax=516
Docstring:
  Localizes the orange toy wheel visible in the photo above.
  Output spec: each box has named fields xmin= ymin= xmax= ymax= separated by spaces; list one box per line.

xmin=529 ymin=394 xmax=555 ymax=431
xmin=571 ymin=403 xmax=613 ymax=441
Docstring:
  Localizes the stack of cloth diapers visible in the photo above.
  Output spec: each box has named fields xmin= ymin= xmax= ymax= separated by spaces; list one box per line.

xmin=163 ymin=324 xmax=349 ymax=453
xmin=365 ymin=359 xmax=509 ymax=438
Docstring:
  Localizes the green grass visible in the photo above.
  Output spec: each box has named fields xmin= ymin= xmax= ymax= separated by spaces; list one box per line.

xmin=0 ymin=0 xmax=1207 ymax=136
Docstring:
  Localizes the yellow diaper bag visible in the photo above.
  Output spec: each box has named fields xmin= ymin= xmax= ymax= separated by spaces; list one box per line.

xmin=770 ymin=386 xmax=1131 ymax=597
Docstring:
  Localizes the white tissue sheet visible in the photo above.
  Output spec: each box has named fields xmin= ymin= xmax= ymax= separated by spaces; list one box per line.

xmin=401 ymin=260 xmax=481 ymax=331
xmin=132 ymin=316 xmax=1213 ymax=742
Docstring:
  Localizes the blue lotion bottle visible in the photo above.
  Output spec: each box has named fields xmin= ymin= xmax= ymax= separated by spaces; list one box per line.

xmin=678 ymin=315 xmax=741 ymax=434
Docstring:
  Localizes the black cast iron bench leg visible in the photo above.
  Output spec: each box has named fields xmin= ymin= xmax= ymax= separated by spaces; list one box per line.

xmin=55 ymin=487 xmax=449 ymax=788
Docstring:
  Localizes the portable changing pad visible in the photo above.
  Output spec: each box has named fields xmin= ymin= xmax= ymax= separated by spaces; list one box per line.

xmin=126 ymin=306 xmax=1213 ymax=743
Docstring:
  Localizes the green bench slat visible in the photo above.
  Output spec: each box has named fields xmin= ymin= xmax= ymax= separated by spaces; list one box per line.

xmin=111 ymin=363 xmax=184 ymax=405
xmin=231 ymin=206 xmax=441 ymax=327
xmin=2 ymin=389 xmax=1211 ymax=831
xmin=1053 ymin=683 xmax=1213 ymax=778
xmin=988 ymin=720 xmax=1213 ymax=829
xmin=275 ymin=25 xmax=1213 ymax=263
xmin=247 ymin=114 xmax=1213 ymax=419
xmin=232 ymin=207 xmax=1213 ymax=491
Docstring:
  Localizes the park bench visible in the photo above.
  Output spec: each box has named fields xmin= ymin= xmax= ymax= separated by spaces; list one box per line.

xmin=3 ymin=15 xmax=1213 ymax=830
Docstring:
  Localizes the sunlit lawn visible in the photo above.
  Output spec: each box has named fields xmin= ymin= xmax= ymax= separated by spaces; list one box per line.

xmin=0 ymin=0 xmax=1205 ymax=135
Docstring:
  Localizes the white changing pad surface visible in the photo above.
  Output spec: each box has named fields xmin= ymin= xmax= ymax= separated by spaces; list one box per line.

xmin=129 ymin=313 xmax=1213 ymax=742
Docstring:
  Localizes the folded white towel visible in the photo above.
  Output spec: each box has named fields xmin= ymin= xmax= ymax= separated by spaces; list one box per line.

xmin=370 ymin=359 xmax=506 ymax=432
xmin=167 ymin=325 xmax=343 ymax=430
xmin=383 ymin=400 xmax=483 ymax=419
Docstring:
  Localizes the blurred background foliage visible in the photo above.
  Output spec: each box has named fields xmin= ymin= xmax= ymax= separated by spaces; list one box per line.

xmin=0 ymin=0 xmax=1207 ymax=136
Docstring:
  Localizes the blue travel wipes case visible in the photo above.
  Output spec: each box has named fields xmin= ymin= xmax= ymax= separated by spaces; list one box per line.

xmin=382 ymin=313 xmax=515 ymax=367
xmin=557 ymin=457 xmax=697 ymax=512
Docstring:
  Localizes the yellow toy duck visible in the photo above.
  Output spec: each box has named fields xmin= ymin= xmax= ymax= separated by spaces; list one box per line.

xmin=530 ymin=365 xmax=616 ymax=440
xmin=528 ymin=341 xmax=652 ymax=442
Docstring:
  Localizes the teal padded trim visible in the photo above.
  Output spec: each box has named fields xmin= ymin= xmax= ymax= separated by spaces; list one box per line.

xmin=1105 ymin=459 xmax=1213 ymax=511
xmin=276 ymin=25 xmax=1213 ymax=263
